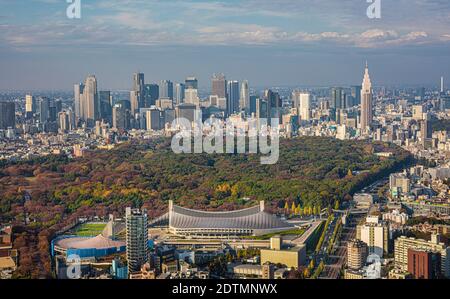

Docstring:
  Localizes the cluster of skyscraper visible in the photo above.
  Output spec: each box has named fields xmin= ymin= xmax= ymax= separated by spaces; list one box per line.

xmin=72 ymin=72 xmax=283 ymax=132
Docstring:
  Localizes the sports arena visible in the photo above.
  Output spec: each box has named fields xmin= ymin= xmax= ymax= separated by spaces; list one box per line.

xmin=51 ymin=216 xmax=126 ymax=260
xmin=150 ymin=200 xmax=295 ymax=238
xmin=52 ymin=234 xmax=126 ymax=259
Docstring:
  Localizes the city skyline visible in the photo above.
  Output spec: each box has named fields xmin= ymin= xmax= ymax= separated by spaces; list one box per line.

xmin=0 ymin=0 xmax=450 ymax=90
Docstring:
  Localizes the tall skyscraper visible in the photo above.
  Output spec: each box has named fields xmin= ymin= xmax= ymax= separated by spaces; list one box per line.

xmin=112 ymin=102 xmax=130 ymax=130
xmin=211 ymin=73 xmax=227 ymax=98
xmin=240 ymin=80 xmax=249 ymax=112
xmin=256 ymin=98 xmax=268 ymax=127
xmin=441 ymin=76 xmax=445 ymax=94
xmin=249 ymin=95 xmax=258 ymax=115
xmin=145 ymin=109 xmax=162 ymax=131
xmin=265 ymin=89 xmax=281 ymax=121
xmin=227 ymin=80 xmax=240 ymax=115
xmin=175 ymin=83 xmax=185 ymax=105
xmin=144 ymin=84 xmax=159 ymax=107
xmin=0 ymin=102 xmax=15 ymax=129
xmin=421 ymin=113 xmax=432 ymax=147
xmin=125 ymin=207 xmax=149 ymax=275
xmin=58 ymin=111 xmax=70 ymax=133
xmin=360 ymin=62 xmax=373 ymax=132
xmin=184 ymin=88 xmax=200 ymax=107
xmin=25 ymin=94 xmax=36 ymax=119
xmin=291 ymin=90 xmax=301 ymax=110
xmin=83 ymin=75 xmax=99 ymax=127
xmin=351 ymin=85 xmax=362 ymax=106
xmin=132 ymin=72 xmax=145 ymax=110
xmin=74 ymin=83 xmax=84 ymax=119
xmin=299 ymin=92 xmax=311 ymax=121
xmin=331 ymin=87 xmax=345 ymax=109
xmin=130 ymin=90 xmax=139 ymax=115
xmin=185 ymin=77 xmax=198 ymax=90
xmin=99 ymin=91 xmax=112 ymax=122
xmin=39 ymin=97 xmax=50 ymax=124
xmin=159 ymin=80 xmax=174 ymax=100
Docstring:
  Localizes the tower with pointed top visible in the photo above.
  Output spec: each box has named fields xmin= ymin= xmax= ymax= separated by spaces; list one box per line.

xmin=360 ymin=61 xmax=373 ymax=133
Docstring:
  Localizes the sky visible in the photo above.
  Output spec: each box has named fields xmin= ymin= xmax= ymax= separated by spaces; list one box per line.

xmin=0 ymin=0 xmax=449 ymax=91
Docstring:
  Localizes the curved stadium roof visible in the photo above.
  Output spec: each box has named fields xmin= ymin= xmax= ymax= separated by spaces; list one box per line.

xmin=169 ymin=202 xmax=294 ymax=230
xmin=55 ymin=235 xmax=125 ymax=250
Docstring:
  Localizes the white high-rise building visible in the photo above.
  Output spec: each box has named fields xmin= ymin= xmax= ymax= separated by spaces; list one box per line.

xmin=73 ymin=83 xmax=84 ymax=119
xmin=299 ymin=92 xmax=311 ymax=121
xmin=441 ymin=76 xmax=445 ymax=94
xmin=240 ymin=80 xmax=249 ymax=112
xmin=175 ymin=83 xmax=185 ymax=105
xmin=356 ymin=216 xmax=389 ymax=258
xmin=360 ymin=62 xmax=373 ymax=133
xmin=184 ymin=88 xmax=200 ymax=107
xmin=83 ymin=75 xmax=98 ymax=126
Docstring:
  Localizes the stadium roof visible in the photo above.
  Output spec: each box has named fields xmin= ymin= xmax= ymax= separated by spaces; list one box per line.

xmin=168 ymin=201 xmax=294 ymax=230
xmin=55 ymin=235 xmax=125 ymax=250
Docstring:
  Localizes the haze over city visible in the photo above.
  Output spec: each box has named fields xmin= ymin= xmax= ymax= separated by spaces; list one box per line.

xmin=0 ymin=0 xmax=450 ymax=90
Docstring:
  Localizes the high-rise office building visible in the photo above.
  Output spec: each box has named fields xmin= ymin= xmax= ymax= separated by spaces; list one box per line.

xmin=265 ymin=89 xmax=281 ymax=122
xmin=58 ymin=111 xmax=70 ymax=133
xmin=112 ymin=101 xmax=130 ymax=130
xmin=256 ymin=98 xmax=269 ymax=123
xmin=0 ymin=102 xmax=15 ymax=129
xmin=125 ymin=207 xmax=149 ymax=275
xmin=299 ymin=92 xmax=311 ymax=121
xmin=351 ymin=85 xmax=362 ymax=106
xmin=240 ymin=80 xmax=249 ymax=112
xmin=249 ymin=95 xmax=258 ymax=115
xmin=184 ymin=88 xmax=200 ymax=107
xmin=185 ymin=77 xmax=198 ymax=90
xmin=130 ymin=90 xmax=140 ymax=115
xmin=145 ymin=109 xmax=162 ymax=131
xmin=83 ymin=75 xmax=99 ymax=127
xmin=331 ymin=87 xmax=345 ymax=109
xmin=160 ymin=80 xmax=174 ymax=100
xmin=99 ymin=91 xmax=112 ymax=122
xmin=360 ymin=62 xmax=373 ymax=132
xmin=39 ymin=97 xmax=50 ymax=124
xmin=132 ymin=72 xmax=145 ymax=110
xmin=211 ymin=73 xmax=227 ymax=98
xmin=74 ymin=83 xmax=84 ymax=119
xmin=175 ymin=83 xmax=185 ymax=105
xmin=227 ymin=80 xmax=240 ymax=115
xmin=175 ymin=103 xmax=197 ymax=124
xmin=421 ymin=112 xmax=432 ymax=147
xmin=144 ymin=84 xmax=159 ymax=107
xmin=441 ymin=76 xmax=444 ymax=94
xmin=25 ymin=94 xmax=36 ymax=119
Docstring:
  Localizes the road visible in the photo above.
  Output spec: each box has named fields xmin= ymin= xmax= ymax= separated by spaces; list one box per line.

xmin=318 ymin=178 xmax=388 ymax=279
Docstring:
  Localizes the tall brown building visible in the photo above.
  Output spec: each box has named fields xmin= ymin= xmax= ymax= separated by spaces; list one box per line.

xmin=347 ymin=239 xmax=368 ymax=270
xmin=407 ymin=249 xmax=440 ymax=279
xmin=211 ymin=73 xmax=227 ymax=98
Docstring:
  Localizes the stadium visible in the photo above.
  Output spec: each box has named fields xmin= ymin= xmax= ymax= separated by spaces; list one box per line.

xmin=51 ymin=217 xmax=126 ymax=260
xmin=150 ymin=200 xmax=295 ymax=238
xmin=52 ymin=234 xmax=126 ymax=259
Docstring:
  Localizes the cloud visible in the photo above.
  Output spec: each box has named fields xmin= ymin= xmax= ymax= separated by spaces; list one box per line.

xmin=0 ymin=0 xmax=449 ymax=51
